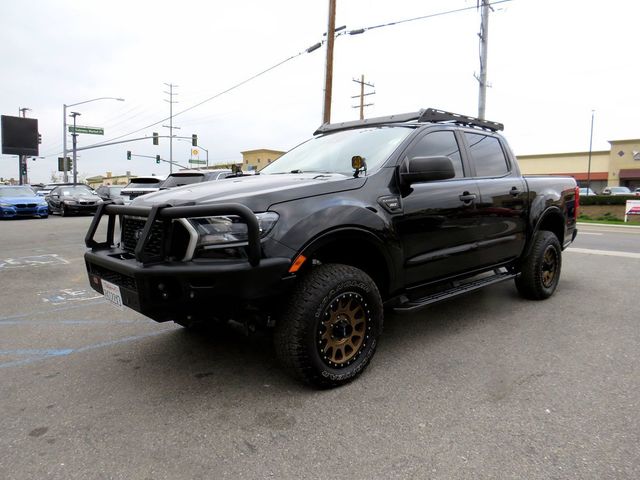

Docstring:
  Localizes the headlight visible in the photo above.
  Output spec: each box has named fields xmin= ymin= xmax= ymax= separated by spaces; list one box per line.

xmin=63 ymin=200 xmax=77 ymax=205
xmin=189 ymin=212 xmax=279 ymax=248
xmin=0 ymin=203 xmax=13 ymax=208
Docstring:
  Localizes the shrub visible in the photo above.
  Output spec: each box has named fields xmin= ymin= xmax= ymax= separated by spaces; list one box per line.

xmin=579 ymin=195 xmax=638 ymax=206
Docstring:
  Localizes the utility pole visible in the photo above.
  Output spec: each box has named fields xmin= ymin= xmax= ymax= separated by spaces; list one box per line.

xmin=18 ymin=107 xmax=31 ymax=185
xmin=163 ymin=83 xmax=179 ymax=174
xmin=70 ymin=112 xmax=81 ymax=183
xmin=476 ymin=0 xmax=490 ymax=120
xmin=322 ymin=0 xmax=336 ymax=124
xmin=351 ymin=75 xmax=375 ymax=120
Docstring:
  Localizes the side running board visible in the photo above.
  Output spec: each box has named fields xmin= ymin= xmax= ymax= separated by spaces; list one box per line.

xmin=393 ymin=270 xmax=516 ymax=314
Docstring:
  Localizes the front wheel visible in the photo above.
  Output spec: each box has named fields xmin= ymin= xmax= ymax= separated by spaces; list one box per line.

xmin=515 ymin=230 xmax=562 ymax=300
xmin=60 ymin=205 xmax=66 ymax=217
xmin=274 ymin=264 xmax=383 ymax=388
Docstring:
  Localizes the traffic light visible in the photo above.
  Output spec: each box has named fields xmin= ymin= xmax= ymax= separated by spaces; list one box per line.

xmin=192 ymin=134 xmax=197 ymax=146
xmin=38 ymin=133 xmax=42 ymax=144
xmin=153 ymin=132 xmax=159 ymax=145
xmin=155 ymin=155 xmax=160 ymax=164
xmin=127 ymin=150 xmax=131 ymax=160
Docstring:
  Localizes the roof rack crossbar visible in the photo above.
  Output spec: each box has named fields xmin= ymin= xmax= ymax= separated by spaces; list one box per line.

xmin=314 ymin=107 xmax=503 ymax=135
xmin=418 ymin=108 xmax=503 ymax=132
xmin=313 ymin=110 xmax=425 ymax=135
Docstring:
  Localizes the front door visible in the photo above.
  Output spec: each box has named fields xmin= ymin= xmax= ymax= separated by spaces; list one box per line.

xmin=393 ymin=129 xmax=485 ymax=287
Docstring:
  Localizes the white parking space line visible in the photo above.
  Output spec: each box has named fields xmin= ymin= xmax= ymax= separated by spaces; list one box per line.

xmin=567 ymin=247 xmax=640 ymax=259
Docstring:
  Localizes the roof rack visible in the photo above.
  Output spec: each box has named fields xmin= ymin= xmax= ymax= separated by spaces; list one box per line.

xmin=313 ymin=107 xmax=503 ymax=135
xmin=418 ymin=108 xmax=503 ymax=132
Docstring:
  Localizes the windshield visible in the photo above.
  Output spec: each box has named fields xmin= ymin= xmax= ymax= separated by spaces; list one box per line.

xmin=125 ymin=179 xmax=162 ymax=189
xmin=0 ymin=187 xmax=35 ymax=198
xmin=161 ymin=174 xmax=203 ymax=188
xmin=611 ymin=187 xmax=630 ymax=193
xmin=260 ymin=127 xmax=413 ymax=176
xmin=58 ymin=186 xmax=94 ymax=195
xmin=109 ymin=186 xmax=123 ymax=195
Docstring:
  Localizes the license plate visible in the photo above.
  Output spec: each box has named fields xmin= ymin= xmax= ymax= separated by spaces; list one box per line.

xmin=101 ymin=279 xmax=124 ymax=310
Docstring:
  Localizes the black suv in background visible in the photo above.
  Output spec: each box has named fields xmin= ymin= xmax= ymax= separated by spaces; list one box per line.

xmin=159 ymin=169 xmax=232 ymax=189
xmin=119 ymin=176 xmax=164 ymax=204
xmin=85 ymin=108 xmax=578 ymax=388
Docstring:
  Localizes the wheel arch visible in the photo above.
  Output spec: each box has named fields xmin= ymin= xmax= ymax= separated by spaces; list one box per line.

xmin=521 ymin=206 xmax=565 ymax=260
xmin=534 ymin=207 xmax=565 ymax=244
xmin=298 ymin=227 xmax=396 ymax=298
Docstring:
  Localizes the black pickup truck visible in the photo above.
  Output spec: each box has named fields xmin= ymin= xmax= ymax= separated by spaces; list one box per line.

xmin=84 ymin=108 xmax=578 ymax=388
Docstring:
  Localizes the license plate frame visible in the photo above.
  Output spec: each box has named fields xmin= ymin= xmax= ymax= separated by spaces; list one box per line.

xmin=101 ymin=278 xmax=124 ymax=310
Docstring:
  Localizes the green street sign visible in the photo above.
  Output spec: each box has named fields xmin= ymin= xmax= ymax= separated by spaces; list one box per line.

xmin=68 ymin=125 xmax=104 ymax=135
xmin=188 ymin=159 xmax=206 ymax=165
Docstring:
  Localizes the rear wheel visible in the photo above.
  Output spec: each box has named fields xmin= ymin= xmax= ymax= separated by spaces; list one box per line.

xmin=515 ymin=230 xmax=562 ymax=300
xmin=274 ymin=264 xmax=383 ymax=388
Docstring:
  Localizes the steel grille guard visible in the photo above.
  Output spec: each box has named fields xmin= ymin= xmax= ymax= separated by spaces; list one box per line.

xmin=85 ymin=202 xmax=261 ymax=267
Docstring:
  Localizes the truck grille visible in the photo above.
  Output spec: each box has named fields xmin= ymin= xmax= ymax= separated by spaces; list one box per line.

xmin=121 ymin=217 xmax=164 ymax=256
xmin=120 ymin=216 xmax=190 ymax=260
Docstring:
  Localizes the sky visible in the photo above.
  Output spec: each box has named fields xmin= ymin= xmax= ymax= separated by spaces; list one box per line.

xmin=1 ymin=0 xmax=639 ymax=184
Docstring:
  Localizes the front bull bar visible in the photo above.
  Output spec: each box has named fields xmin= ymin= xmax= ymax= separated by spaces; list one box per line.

xmin=84 ymin=202 xmax=262 ymax=266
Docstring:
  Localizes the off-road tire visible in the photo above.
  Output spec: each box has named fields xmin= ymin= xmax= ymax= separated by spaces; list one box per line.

xmin=274 ymin=264 xmax=383 ymax=388
xmin=515 ymin=230 xmax=562 ymax=300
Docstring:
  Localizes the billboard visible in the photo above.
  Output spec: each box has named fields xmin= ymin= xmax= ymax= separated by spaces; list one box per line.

xmin=1 ymin=115 xmax=39 ymax=156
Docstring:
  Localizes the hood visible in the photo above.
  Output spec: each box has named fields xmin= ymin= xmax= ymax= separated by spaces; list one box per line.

xmin=132 ymin=173 xmax=367 ymax=211
xmin=61 ymin=193 xmax=102 ymax=201
xmin=0 ymin=195 xmax=46 ymax=205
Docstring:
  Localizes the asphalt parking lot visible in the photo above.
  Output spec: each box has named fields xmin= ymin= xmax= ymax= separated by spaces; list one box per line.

xmin=1 ymin=217 xmax=639 ymax=479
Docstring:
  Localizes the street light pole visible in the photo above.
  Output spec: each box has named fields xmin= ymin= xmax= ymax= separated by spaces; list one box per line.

xmin=70 ymin=112 xmax=81 ymax=183
xmin=586 ymin=110 xmax=595 ymax=195
xmin=62 ymin=97 xmax=124 ymax=182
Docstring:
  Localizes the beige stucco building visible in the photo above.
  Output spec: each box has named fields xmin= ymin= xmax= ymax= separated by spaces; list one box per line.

xmin=86 ymin=171 xmax=136 ymax=189
xmin=517 ymin=139 xmax=640 ymax=193
xmin=240 ymin=149 xmax=285 ymax=172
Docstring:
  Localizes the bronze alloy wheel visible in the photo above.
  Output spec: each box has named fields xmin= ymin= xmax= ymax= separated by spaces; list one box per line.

xmin=317 ymin=292 xmax=371 ymax=368
xmin=541 ymin=245 xmax=558 ymax=288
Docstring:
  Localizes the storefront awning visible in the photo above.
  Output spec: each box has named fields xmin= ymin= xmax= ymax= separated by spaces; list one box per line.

xmin=619 ymin=169 xmax=640 ymax=180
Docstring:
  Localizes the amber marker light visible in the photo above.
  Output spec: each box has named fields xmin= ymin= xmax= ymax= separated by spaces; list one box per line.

xmin=288 ymin=254 xmax=307 ymax=273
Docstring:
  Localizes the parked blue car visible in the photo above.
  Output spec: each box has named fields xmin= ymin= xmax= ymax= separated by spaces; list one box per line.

xmin=0 ymin=185 xmax=49 ymax=219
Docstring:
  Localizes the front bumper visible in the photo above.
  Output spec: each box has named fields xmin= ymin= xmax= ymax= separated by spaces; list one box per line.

xmin=63 ymin=203 xmax=99 ymax=214
xmin=84 ymin=202 xmax=294 ymax=323
xmin=0 ymin=205 xmax=48 ymax=218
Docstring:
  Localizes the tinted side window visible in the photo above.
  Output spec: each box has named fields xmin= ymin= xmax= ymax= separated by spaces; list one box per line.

xmin=465 ymin=133 xmax=509 ymax=177
xmin=406 ymin=131 xmax=464 ymax=178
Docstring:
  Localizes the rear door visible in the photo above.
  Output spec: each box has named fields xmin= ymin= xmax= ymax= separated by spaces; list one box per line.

xmin=461 ymin=131 xmax=528 ymax=265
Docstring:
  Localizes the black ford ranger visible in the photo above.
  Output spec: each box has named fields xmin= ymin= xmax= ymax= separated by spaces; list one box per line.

xmin=84 ymin=109 xmax=578 ymax=388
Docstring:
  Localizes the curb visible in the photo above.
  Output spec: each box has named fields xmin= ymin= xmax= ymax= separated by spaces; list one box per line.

xmin=577 ymin=222 xmax=640 ymax=229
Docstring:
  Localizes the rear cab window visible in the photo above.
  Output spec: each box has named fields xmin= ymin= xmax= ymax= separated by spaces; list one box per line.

xmin=464 ymin=132 xmax=510 ymax=177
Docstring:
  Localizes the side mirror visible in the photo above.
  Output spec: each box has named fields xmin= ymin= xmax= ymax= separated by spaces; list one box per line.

xmin=401 ymin=156 xmax=455 ymax=185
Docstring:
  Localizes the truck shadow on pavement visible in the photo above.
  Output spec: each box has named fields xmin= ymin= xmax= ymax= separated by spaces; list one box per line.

xmin=118 ymin=281 xmax=528 ymax=395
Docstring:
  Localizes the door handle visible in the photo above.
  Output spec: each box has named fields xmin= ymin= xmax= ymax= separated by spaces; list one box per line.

xmin=510 ymin=187 xmax=522 ymax=196
xmin=459 ymin=192 xmax=477 ymax=203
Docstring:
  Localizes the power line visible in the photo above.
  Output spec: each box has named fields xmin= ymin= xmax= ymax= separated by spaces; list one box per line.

xmin=64 ymin=1 xmax=514 ymax=153
xmin=344 ymin=0 xmax=513 ymax=35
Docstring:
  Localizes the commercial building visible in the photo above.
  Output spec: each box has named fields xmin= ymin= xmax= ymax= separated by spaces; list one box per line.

xmin=517 ymin=139 xmax=640 ymax=193
xmin=86 ymin=171 xmax=136 ymax=189
xmin=241 ymin=149 xmax=285 ymax=171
